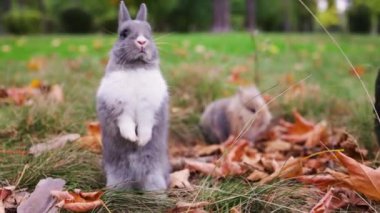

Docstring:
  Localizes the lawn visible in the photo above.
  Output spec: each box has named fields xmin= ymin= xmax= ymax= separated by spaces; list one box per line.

xmin=0 ymin=32 xmax=379 ymax=212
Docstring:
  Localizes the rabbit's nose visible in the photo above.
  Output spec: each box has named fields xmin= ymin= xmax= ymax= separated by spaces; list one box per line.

xmin=135 ymin=35 xmax=148 ymax=48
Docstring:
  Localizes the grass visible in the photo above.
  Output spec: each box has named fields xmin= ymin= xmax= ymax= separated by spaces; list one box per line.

xmin=0 ymin=32 xmax=379 ymax=212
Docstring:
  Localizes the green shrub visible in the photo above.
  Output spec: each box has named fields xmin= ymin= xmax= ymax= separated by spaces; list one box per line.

xmin=59 ymin=7 xmax=94 ymax=33
xmin=98 ymin=11 xmax=118 ymax=33
xmin=2 ymin=9 xmax=42 ymax=34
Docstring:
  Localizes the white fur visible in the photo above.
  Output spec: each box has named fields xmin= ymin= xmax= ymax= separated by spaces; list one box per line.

xmin=97 ymin=68 xmax=168 ymax=146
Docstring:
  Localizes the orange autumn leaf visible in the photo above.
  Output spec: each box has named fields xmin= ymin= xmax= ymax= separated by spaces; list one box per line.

xmin=327 ymin=152 xmax=380 ymax=201
xmin=349 ymin=65 xmax=365 ymax=77
xmin=310 ymin=187 xmax=368 ymax=213
xmin=260 ymin=157 xmax=303 ymax=184
xmin=78 ymin=122 xmax=102 ymax=153
xmin=281 ymin=110 xmax=314 ymax=135
xmin=247 ymin=170 xmax=269 ymax=182
xmin=228 ymin=65 xmax=249 ymax=85
xmin=280 ymin=110 xmax=327 ymax=147
xmin=185 ymin=159 xmax=223 ymax=178
xmin=27 ymin=57 xmax=45 ymax=72
xmin=171 ymin=201 xmax=210 ymax=213
xmin=51 ymin=189 xmax=103 ymax=213
xmin=296 ymin=174 xmax=340 ymax=190
xmin=170 ymin=169 xmax=194 ymax=190
xmin=195 ymin=144 xmax=221 ymax=157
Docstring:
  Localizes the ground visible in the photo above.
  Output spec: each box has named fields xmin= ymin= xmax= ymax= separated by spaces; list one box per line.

xmin=0 ymin=33 xmax=379 ymax=212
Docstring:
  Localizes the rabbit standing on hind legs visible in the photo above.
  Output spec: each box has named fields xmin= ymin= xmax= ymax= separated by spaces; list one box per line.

xmin=96 ymin=1 xmax=170 ymax=191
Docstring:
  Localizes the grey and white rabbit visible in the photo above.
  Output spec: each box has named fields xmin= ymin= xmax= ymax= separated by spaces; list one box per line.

xmin=96 ymin=2 xmax=170 ymax=191
xmin=200 ymin=86 xmax=272 ymax=144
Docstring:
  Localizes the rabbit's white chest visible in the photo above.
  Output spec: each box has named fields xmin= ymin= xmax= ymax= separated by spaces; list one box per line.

xmin=97 ymin=68 xmax=168 ymax=116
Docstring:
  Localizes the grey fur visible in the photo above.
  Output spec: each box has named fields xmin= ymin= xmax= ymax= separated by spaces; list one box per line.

xmin=110 ymin=2 xmax=158 ymax=71
xmin=96 ymin=2 xmax=170 ymax=191
xmin=136 ymin=3 xmax=147 ymax=21
xmin=119 ymin=1 xmax=131 ymax=26
xmin=200 ymin=86 xmax=272 ymax=144
xmin=97 ymin=97 xmax=170 ymax=190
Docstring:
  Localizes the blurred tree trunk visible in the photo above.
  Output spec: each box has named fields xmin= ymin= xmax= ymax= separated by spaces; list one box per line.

xmin=283 ymin=0 xmax=292 ymax=31
xmin=375 ymin=69 xmax=380 ymax=145
xmin=17 ymin=0 xmax=24 ymax=8
xmin=0 ymin=0 xmax=11 ymax=33
xmin=371 ymin=13 xmax=379 ymax=35
xmin=212 ymin=0 xmax=230 ymax=32
xmin=1 ymin=0 xmax=11 ymax=11
xmin=245 ymin=0 xmax=256 ymax=31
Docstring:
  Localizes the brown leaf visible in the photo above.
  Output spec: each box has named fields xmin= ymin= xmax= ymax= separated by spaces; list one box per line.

xmin=350 ymin=65 xmax=365 ymax=77
xmin=264 ymin=140 xmax=292 ymax=153
xmin=27 ymin=57 xmax=45 ymax=72
xmin=195 ymin=144 xmax=221 ymax=157
xmin=247 ymin=170 xmax=269 ymax=182
xmin=171 ymin=201 xmax=210 ymax=213
xmin=241 ymin=148 xmax=262 ymax=170
xmin=51 ymin=189 xmax=104 ymax=213
xmin=77 ymin=122 xmax=102 ymax=153
xmin=296 ymin=174 xmax=339 ymax=190
xmin=170 ymin=169 xmax=194 ymax=190
xmin=185 ymin=160 xmax=223 ymax=178
xmin=230 ymin=205 xmax=242 ymax=213
xmin=47 ymin=85 xmax=64 ymax=103
xmin=260 ymin=157 xmax=303 ymax=184
xmin=327 ymin=152 xmax=380 ymax=201
xmin=310 ymin=187 xmax=368 ymax=213
xmin=29 ymin=134 xmax=80 ymax=156
xmin=279 ymin=110 xmax=327 ymax=147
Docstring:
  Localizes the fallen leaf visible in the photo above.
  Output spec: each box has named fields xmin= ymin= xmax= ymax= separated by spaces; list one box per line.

xmin=311 ymin=187 xmax=368 ymax=213
xmin=327 ymin=152 xmax=380 ymax=201
xmin=29 ymin=134 xmax=80 ymax=156
xmin=296 ymin=174 xmax=339 ymax=190
xmin=195 ymin=144 xmax=221 ymax=157
xmin=260 ymin=157 xmax=303 ymax=184
xmin=185 ymin=159 xmax=222 ymax=178
xmin=47 ymin=85 xmax=64 ymax=103
xmin=280 ymin=110 xmax=327 ymax=147
xmin=350 ymin=65 xmax=365 ymax=77
xmin=230 ymin=205 xmax=241 ymax=213
xmin=51 ymin=189 xmax=103 ymax=213
xmin=247 ymin=170 xmax=269 ymax=182
xmin=171 ymin=201 xmax=210 ymax=213
xmin=264 ymin=140 xmax=292 ymax=153
xmin=170 ymin=169 xmax=194 ymax=190
xmin=77 ymin=122 xmax=102 ymax=153
xmin=27 ymin=57 xmax=45 ymax=72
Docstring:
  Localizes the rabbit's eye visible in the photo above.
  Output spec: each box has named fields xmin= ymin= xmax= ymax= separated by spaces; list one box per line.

xmin=120 ymin=30 xmax=129 ymax=39
xmin=248 ymin=108 xmax=256 ymax=113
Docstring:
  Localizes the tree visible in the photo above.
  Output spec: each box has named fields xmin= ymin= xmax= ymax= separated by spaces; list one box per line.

xmin=245 ymin=0 xmax=256 ymax=31
xmin=212 ymin=0 xmax=231 ymax=32
xmin=355 ymin=0 xmax=380 ymax=35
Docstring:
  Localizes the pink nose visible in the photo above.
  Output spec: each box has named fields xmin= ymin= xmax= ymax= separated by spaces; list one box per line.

xmin=137 ymin=40 xmax=146 ymax=45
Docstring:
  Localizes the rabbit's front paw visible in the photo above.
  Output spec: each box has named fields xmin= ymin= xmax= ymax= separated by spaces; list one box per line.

xmin=119 ymin=122 xmax=138 ymax=142
xmin=137 ymin=127 xmax=152 ymax=146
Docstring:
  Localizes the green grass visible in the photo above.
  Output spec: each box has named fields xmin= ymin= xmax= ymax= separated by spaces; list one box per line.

xmin=0 ymin=32 xmax=379 ymax=212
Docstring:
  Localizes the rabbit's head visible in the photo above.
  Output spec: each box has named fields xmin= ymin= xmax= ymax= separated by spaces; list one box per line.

xmin=238 ymin=86 xmax=272 ymax=121
xmin=111 ymin=2 xmax=158 ymax=69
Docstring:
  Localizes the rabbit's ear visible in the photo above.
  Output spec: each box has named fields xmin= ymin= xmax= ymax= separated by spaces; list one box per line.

xmin=136 ymin=3 xmax=147 ymax=21
xmin=119 ymin=1 xmax=131 ymax=26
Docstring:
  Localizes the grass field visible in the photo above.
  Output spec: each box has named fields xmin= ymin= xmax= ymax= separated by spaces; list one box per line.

xmin=0 ymin=33 xmax=379 ymax=212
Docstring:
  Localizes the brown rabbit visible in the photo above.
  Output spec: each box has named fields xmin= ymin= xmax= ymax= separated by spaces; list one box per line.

xmin=200 ymin=86 xmax=272 ymax=144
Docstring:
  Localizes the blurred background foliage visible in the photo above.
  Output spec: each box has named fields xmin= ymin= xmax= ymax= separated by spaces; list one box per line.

xmin=0 ymin=0 xmax=379 ymax=35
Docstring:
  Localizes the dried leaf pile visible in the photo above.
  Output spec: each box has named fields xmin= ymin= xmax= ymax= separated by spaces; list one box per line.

xmin=169 ymin=110 xmax=378 ymax=212
xmin=0 ymin=80 xmax=63 ymax=106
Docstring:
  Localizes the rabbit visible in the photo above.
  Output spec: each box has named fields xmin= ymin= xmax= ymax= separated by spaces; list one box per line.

xmin=96 ymin=1 xmax=170 ymax=191
xmin=200 ymin=86 xmax=272 ymax=144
